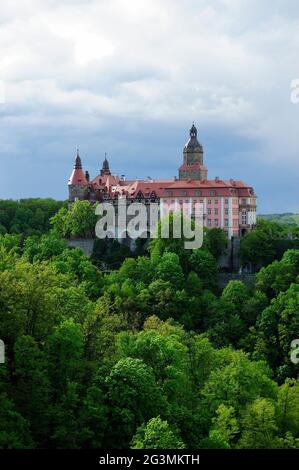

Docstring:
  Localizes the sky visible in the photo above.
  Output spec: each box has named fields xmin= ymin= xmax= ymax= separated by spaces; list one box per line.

xmin=0 ymin=0 xmax=298 ymax=213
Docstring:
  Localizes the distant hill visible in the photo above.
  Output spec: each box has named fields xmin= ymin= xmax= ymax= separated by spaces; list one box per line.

xmin=258 ymin=213 xmax=299 ymax=225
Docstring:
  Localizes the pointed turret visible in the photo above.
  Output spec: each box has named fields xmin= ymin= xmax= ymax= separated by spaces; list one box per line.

xmin=100 ymin=153 xmax=111 ymax=176
xmin=68 ymin=149 xmax=88 ymax=202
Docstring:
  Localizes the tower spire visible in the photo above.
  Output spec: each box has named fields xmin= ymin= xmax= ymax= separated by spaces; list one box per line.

xmin=101 ymin=153 xmax=111 ymax=176
xmin=74 ymin=149 xmax=82 ymax=169
xmin=178 ymin=123 xmax=207 ymax=181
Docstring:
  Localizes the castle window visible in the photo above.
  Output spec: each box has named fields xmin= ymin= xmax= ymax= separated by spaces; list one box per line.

xmin=181 ymin=190 xmax=187 ymax=196
xmin=225 ymin=219 xmax=229 ymax=226
xmin=215 ymin=219 xmax=219 ymax=226
xmin=225 ymin=199 xmax=229 ymax=204
xmin=215 ymin=199 xmax=218 ymax=204
xmin=210 ymin=190 xmax=216 ymax=196
xmin=195 ymin=190 xmax=201 ymax=196
xmin=207 ymin=219 xmax=212 ymax=226
xmin=215 ymin=209 xmax=218 ymax=215
xmin=208 ymin=199 xmax=211 ymax=204
xmin=208 ymin=209 xmax=211 ymax=215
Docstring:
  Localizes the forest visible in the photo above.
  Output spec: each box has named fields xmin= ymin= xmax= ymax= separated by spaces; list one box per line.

xmin=0 ymin=199 xmax=298 ymax=449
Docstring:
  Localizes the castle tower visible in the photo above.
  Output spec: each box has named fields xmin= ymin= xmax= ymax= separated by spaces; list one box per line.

xmin=179 ymin=124 xmax=208 ymax=180
xmin=100 ymin=154 xmax=111 ymax=176
xmin=68 ymin=150 xmax=88 ymax=202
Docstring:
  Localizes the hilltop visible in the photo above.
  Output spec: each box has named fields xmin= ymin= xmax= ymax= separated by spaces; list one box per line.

xmin=258 ymin=213 xmax=299 ymax=225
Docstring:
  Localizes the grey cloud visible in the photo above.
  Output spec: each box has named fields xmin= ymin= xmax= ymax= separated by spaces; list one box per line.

xmin=0 ymin=0 xmax=298 ymax=210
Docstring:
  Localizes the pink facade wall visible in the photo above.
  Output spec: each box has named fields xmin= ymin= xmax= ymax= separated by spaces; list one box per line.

xmin=161 ymin=195 xmax=256 ymax=237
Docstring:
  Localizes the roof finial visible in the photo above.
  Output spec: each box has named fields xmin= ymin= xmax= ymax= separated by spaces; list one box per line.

xmin=190 ymin=122 xmax=197 ymax=138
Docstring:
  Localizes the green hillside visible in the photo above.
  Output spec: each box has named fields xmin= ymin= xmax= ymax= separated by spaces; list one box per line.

xmin=258 ymin=213 xmax=299 ymax=225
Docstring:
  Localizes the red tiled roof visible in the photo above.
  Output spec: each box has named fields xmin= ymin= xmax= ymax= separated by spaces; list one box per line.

xmin=161 ymin=179 xmax=254 ymax=197
xmin=166 ymin=179 xmax=252 ymax=189
xmin=68 ymin=169 xmax=88 ymax=186
xmin=84 ymin=173 xmax=255 ymax=199
xmin=110 ymin=180 xmax=174 ymax=198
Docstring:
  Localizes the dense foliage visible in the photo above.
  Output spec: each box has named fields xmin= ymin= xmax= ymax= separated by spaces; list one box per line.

xmin=0 ymin=201 xmax=298 ymax=449
xmin=0 ymin=199 xmax=67 ymax=237
xmin=240 ymin=218 xmax=299 ymax=268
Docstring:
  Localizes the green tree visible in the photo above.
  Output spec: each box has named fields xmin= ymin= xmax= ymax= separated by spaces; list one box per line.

xmin=188 ymin=249 xmax=218 ymax=291
xmin=50 ymin=207 xmax=71 ymax=238
xmin=68 ymin=201 xmax=97 ymax=238
xmin=221 ymin=280 xmax=250 ymax=316
xmin=24 ymin=233 xmax=67 ymax=262
xmin=105 ymin=358 xmax=167 ymax=448
xmin=201 ymin=351 xmax=277 ymax=417
xmin=0 ymin=258 xmax=72 ymax=346
xmin=204 ymin=228 xmax=228 ymax=259
xmin=116 ymin=329 xmax=192 ymax=407
xmin=149 ymin=213 xmax=194 ymax=273
xmin=0 ymin=199 xmax=66 ymax=236
xmin=53 ymin=247 xmax=103 ymax=299
xmin=254 ymin=283 xmax=299 ymax=378
xmin=13 ymin=336 xmax=50 ymax=445
xmin=277 ymin=379 xmax=299 ymax=437
xmin=50 ymin=381 xmax=82 ymax=448
xmin=0 ymin=393 xmax=33 ymax=449
xmin=131 ymin=417 xmax=185 ymax=449
xmin=51 ymin=200 xmax=97 ymax=238
xmin=255 ymin=255 xmax=298 ymax=300
xmin=240 ymin=230 xmax=275 ymax=267
xmin=46 ymin=319 xmax=84 ymax=396
xmin=79 ymin=378 xmax=108 ymax=448
xmin=238 ymin=398 xmax=279 ymax=448
xmin=210 ymin=404 xmax=239 ymax=447
xmin=155 ymin=252 xmax=184 ymax=288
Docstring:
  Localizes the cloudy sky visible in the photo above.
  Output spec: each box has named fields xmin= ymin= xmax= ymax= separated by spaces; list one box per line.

xmin=0 ymin=0 xmax=298 ymax=212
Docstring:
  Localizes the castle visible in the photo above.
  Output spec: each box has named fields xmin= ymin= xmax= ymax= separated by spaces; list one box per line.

xmin=68 ymin=124 xmax=257 ymax=239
